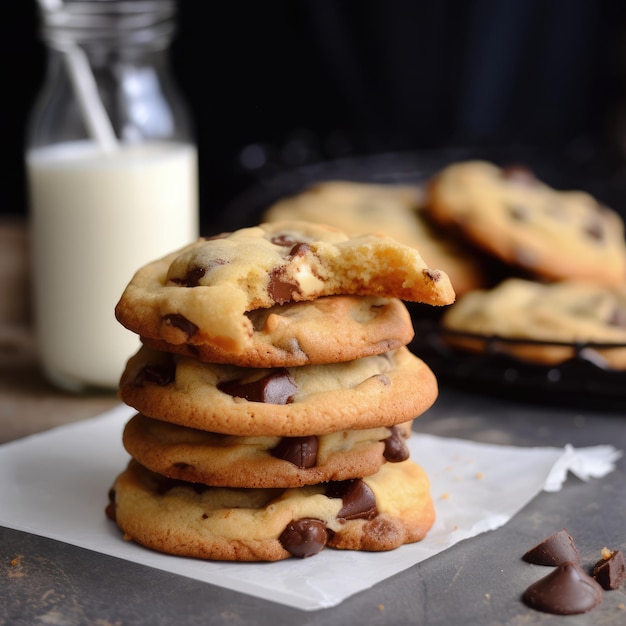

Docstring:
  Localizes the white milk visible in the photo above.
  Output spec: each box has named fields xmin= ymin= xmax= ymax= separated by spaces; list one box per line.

xmin=27 ymin=141 xmax=198 ymax=391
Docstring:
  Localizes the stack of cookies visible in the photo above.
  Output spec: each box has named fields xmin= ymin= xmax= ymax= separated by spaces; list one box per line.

xmin=106 ymin=220 xmax=456 ymax=561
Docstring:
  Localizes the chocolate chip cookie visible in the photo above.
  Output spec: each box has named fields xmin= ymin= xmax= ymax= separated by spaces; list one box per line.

xmin=426 ymin=161 xmax=626 ymax=285
xmin=115 ymin=220 xmax=455 ymax=360
xmin=440 ymin=277 xmax=626 ymax=367
xmin=119 ymin=345 xmax=438 ymax=436
xmin=139 ymin=295 xmax=415 ymax=367
xmin=106 ymin=458 xmax=435 ymax=561
xmin=123 ymin=413 xmax=413 ymax=488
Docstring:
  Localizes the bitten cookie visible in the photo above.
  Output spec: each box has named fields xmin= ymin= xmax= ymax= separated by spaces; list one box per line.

xmin=123 ymin=413 xmax=413 ymax=488
xmin=118 ymin=345 xmax=438 ymax=436
xmin=263 ymin=180 xmax=487 ymax=295
xmin=426 ymin=161 xmax=626 ymax=285
xmin=140 ymin=295 xmax=415 ymax=367
xmin=440 ymin=277 xmax=626 ymax=367
xmin=106 ymin=458 xmax=435 ymax=561
xmin=115 ymin=220 xmax=455 ymax=358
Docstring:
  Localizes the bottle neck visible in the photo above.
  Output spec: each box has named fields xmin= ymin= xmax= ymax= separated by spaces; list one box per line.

xmin=39 ymin=0 xmax=177 ymax=55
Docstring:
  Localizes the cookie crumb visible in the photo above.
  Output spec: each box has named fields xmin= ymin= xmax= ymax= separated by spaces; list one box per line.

xmin=440 ymin=492 xmax=450 ymax=500
xmin=601 ymin=546 xmax=613 ymax=560
xmin=378 ymin=604 xmax=385 ymax=611
xmin=475 ymin=472 xmax=484 ymax=480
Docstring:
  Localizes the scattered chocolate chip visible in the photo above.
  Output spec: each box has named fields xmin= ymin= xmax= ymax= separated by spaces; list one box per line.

xmin=162 ymin=314 xmax=199 ymax=339
xmin=326 ymin=479 xmax=378 ymax=521
xmin=522 ymin=528 xmax=581 ymax=566
xmin=522 ymin=561 xmax=603 ymax=615
xmin=271 ymin=436 xmax=319 ymax=468
xmin=136 ymin=357 xmax=176 ymax=386
xmin=383 ymin=426 xmax=410 ymax=463
xmin=279 ymin=518 xmax=328 ymax=558
xmin=592 ymin=550 xmax=626 ymax=590
xmin=217 ymin=369 xmax=297 ymax=404
xmin=502 ymin=164 xmax=537 ymax=185
xmin=267 ymin=267 xmax=301 ymax=304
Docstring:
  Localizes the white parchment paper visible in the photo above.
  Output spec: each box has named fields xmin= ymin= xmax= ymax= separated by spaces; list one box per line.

xmin=0 ymin=404 xmax=621 ymax=610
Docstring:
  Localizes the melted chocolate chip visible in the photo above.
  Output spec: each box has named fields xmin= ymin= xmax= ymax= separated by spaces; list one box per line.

xmin=270 ymin=234 xmax=299 ymax=247
xmin=326 ymin=479 xmax=378 ymax=521
xmin=169 ymin=266 xmax=206 ymax=287
xmin=268 ymin=267 xmax=300 ymax=304
xmin=162 ymin=314 xmax=199 ymax=339
xmin=383 ymin=426 xmax=410 ymax=463
xmin=423 ymin=268 xmax=441 ymax=282
xmin=522 ymin=561 xmax=603 ymax=615
xmin=271 ymin=436 xmax=318 ymax=468
xmin=592 ymin=550 xmax=626 ymax=590
xmin=217 ymin=369 xmax=297 ymax=404
xmin=279 ymin=518 xmax=328 ymax=558
xmin=522 ymin=529 xmax=581 ymax=566
xmin=136 ymin=357 xmax=176 ymax=386
xmin=289 ymin=242 xmax=311 ymax=257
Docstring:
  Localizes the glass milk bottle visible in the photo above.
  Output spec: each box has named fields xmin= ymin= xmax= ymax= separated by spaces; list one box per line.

xmin=26 ymin=0 xmax=199 ymax=392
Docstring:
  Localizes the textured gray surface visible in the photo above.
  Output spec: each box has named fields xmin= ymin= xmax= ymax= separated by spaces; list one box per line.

xmin=3 ymin=387 xmax=625 ymax=626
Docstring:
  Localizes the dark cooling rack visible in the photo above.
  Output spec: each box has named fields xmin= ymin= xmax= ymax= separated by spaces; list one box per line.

xmin=409 ymin=315 xmax=626 ymax=411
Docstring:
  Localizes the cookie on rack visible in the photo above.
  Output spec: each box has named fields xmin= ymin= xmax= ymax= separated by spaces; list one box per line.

xmin=106 ymin=458 xmax=435 ymax=561
xmin=140 ymin=295 xmax=414 ymax=367
xmin=263 ymin=180 xmax=487 ymax=296
xmin=119 ymin=345 xmax=438 ymax=436
xmin=426 ymin=160 xmax=626 ymax=286
xmin=115 ymin=220 xmax=455 ymax=360
xmin=123 ymin=413 xmax=413 ymax=488
xmin=440 ymin=277 xmax=626 ymax=367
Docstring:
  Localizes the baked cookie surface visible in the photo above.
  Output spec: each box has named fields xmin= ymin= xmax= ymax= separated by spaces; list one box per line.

xmin=441 ymin=278 xmax=626 ymax=367
xmin=115 ymin=221 xmax=455 ymax=357
xmin=123 ymin=413 xmax=413 ymax=488
xmin=140 ymin=295 xmax=414 ymax=367
xmin=426 ymin=161 xmax=626 ymax=285
xmin=106 ymin=458 xmax=435 ymax=561
xmin=263 ymin=180 xmax=486 ymax=295
xmin=119 ymin=346 xmax=438 ymax=435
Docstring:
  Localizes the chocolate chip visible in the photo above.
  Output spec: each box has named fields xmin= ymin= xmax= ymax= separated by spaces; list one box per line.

xmin=592 ymin=550 xmax=626 ymax=590
xmin=522 ymin=561 xmax=603 ymax=615
xmin=169 ymin=266 xmax=206 ymax=287
xmin=326 ymin=479 xmax=378 ymax=521
xmin=136 ymin=356 xmax=176 ymax=386
xmin=155 ymin=476 xmax=208 ymax=495
xmin=584 ymin=216 xmax=606 ymax=241
xmin=288 ymin=242 xmax=311 ymax=257
xmin=522 ymin=528 xmax=581 ymax=566
xmin=271 ymin=436 xmax=318 ymax=468
xmin=383 ymin=426 xmax=410 ymax=463
xmin=105 ymin=488 xmax=116 ymax=521
xmin=217 ymin=368 xmax=297 ymax=404
xmin=608 ymin=307 xmax=626 ymax=328
xmin=270 ymin=234 xmax=299 ymax=247
xmin=279 ymin=518 xmax=328 ymax=558
xmin=267 ymin=267 xmax=300 ymax=304
xmin=507 ymin=204 xmax=529 ymax=221
xmin=423 ymin=268 xmax=442 ymax=282
xmin=162 ymin=314 xmax=199 ymax=339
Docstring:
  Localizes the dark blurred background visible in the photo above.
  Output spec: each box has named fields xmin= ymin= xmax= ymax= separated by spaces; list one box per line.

xmin=5 ymin=0 xmax=626 ymax=234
